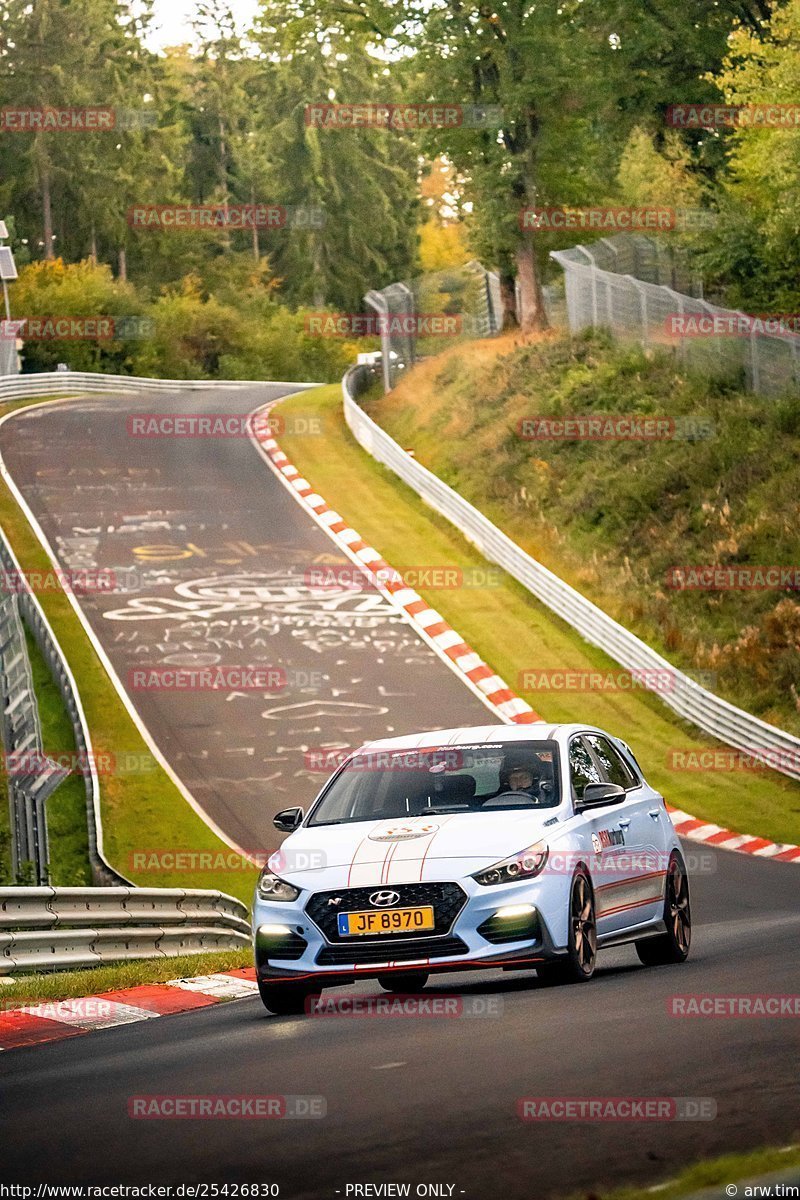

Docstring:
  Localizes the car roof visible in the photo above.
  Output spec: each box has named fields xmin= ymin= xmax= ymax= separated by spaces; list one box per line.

xmin=358 ymin=722 xmax=605 ymax=752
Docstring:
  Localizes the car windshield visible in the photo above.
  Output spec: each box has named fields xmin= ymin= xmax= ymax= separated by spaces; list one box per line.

xmin=307 ymin=741 xmax=561 ymax=826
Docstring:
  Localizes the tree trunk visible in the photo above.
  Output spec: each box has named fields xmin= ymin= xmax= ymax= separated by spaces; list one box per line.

xmin=38 ymin=142 xmax=54 ymax=261
xmin=251 ymin=185 xmax=259 ymax=262
xmin=218 ymin=114 xmax=231 ymax=253
xmin=89 ymin=223 xmax=98 ymax=265
xmin=118 ymin=247 xmax=127 ymax=282
xmin=311 ymin=229 xmax=325 ymax=308
xmin=499 ymin=271 xmax=519 ymax=330
xmin=515 ymin=234 xmax=548 ymax=332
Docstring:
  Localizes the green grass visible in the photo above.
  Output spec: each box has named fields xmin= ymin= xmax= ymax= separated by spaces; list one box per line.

xmin=363 ymin=331 xmax=800 ymax=737
xmin=24 ymin=628 xmax=92 ymax=886
xmin=0 ymin=395 xmax=258 ymax=903
xmin=580 ymin=1143 xmax=800 ymax=1200
xmin=278 ymin=384 xmax=800 ymax=845
xmin=0 ymin=947 xmax=253 ymax=1007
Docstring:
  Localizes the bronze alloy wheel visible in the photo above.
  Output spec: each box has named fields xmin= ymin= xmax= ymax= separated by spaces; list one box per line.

xmin=636 ymin=852 xmax=692 ymax=966
xmin=537 ymin=868 xmax=597 ymax=985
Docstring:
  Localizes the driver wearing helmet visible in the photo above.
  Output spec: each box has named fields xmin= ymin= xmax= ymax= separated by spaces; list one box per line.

xmin=507 ymin=765 xmax=536 ymax=794
xmin=495 ymin=755 xmax=552 ymax=805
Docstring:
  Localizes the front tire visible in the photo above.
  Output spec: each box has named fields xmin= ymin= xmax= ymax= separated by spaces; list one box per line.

xmin=636 ymin=852 xmax=691 ymax=966
xmin=537 ymin=868 xmax=597 ymax=984
xmin=258 ymin=979 xmax=320 ymax=1015
xmin=377 ymin=972 xmax=429 ymax=993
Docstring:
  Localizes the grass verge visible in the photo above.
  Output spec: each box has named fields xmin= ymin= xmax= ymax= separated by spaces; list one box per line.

xmin=363 ymin=331 xmax=800 ymax=737
xmin=581 ymin=1143 xmax=800 ymax=1200
xmin=0 ymin=947 xmax=252 ymax=1007
xmin=0 ymin=395 xmax=257 ymax=903
xmin=24 ymin=628 xmax=92 ymax=886
xmin=277 ymin=384 xmax=800 ymax=845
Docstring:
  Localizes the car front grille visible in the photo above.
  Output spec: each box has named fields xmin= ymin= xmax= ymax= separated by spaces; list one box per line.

xmin=316 ymin=935 xmax=469 ymax=967
xmin=305 ymin=881 xmax=467 ymax=943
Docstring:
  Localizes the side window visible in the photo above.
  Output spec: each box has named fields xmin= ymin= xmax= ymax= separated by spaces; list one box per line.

xmin=586 ymin=735 xmax=639 ymax=790
xmin=569 ymin=736 xmax=602 ymax=802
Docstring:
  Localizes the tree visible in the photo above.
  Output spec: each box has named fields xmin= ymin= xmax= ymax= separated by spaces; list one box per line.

xmin=0 ymin=0 xmax=158 ymax=264
xmin=694 ymin=0 xmax=800 ymax=309
xmin=249 ymin=7 xmax=419 ymax=309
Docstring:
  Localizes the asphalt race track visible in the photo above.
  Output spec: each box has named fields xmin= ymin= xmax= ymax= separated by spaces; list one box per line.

xmin=1 ymin=386 xmax=799 ymax=1197
xmin=0 ymin=384 xmax=493 ymax=854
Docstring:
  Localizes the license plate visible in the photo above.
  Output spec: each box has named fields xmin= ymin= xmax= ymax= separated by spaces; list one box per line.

xmin=337 ymin=906 xmax=435 ymax=937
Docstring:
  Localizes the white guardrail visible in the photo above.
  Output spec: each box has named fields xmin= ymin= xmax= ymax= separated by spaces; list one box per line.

xmin=0 ymin=371 xmax=258 ymax=401
xmin=0 ymin=887 xmax=250 ymax=972
xmin=343 ymin=364 xmax=800 ymax=782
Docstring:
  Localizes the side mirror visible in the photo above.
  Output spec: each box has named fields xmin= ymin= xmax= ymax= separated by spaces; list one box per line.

xmin=577 ymin=782 xmax=626 ymax=811
xmin=273 ymin=806 xmax=303 ymax=833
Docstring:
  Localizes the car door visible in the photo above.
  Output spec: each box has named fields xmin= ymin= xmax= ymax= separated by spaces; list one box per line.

xmin=584 ymin=733 xmax=666 ymax=930
xmin=567 ymin=734 xmax=631 ymax=937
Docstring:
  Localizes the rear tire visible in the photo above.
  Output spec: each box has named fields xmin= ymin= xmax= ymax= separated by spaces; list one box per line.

xmin=636 ymin=852 xmax=691 ymax=966
xmin=377 ymin=972 xmax=429 ymax=993
xmin=258 ymin=979 xmax=320 ymax=1015
xmin=536 ymin=868 xmax=596 ymax=984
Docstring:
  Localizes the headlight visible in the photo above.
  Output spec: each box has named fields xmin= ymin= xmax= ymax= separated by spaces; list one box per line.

xmin=471 ymin=842 xmax=549 ymax=887
xmin=256 ymin=868 xmax=301 ymax=902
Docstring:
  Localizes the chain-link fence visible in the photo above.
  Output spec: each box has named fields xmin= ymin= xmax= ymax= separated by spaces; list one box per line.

xmin=561 ymin=233 xmax=703 ymax=297
xmin=365 ymin=260 xmax=502 ymax=391
xmin=551 ymin=235 xmax=800 ymax=398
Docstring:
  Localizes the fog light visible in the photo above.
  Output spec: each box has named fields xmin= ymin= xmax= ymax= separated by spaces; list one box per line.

xmin=495 ymin=904 xmax=537 ymax=919
xmin=258 ymin=923 xmax=293 ymax=937
xmin=478 ymin=904 xmax=540 ymax=946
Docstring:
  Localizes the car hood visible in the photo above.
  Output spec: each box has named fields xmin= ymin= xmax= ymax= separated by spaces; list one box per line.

xmin=269 ymin=809 xmax=561 ymax=890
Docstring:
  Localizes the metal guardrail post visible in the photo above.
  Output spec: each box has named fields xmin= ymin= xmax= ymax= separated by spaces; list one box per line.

xmin=364 ymin=290 xmax=392 ymax=393
xmin=0 ymin=528 xmax=128 ymax=886
xmin=0 ymin=589 xmax=69 ymax=883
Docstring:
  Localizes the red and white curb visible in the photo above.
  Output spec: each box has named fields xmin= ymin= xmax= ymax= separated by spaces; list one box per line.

xmin=666 ymin=809 xmax=800 ymax=862
xmin=0 ymin=968 xmax=259 ymax=1051
xmin=249 ymin=407 xmax=538 ymax=726
xmin=248 ymin=401 xmax=800 ymax=867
